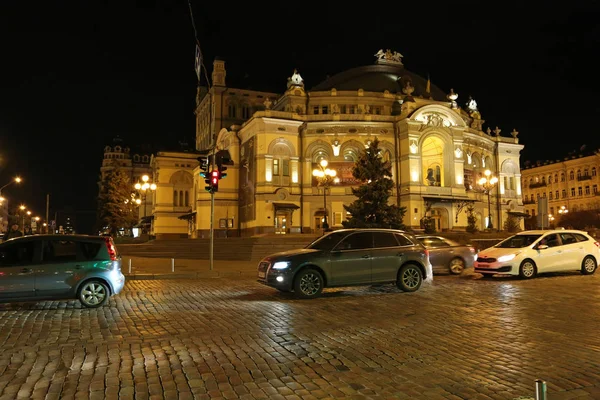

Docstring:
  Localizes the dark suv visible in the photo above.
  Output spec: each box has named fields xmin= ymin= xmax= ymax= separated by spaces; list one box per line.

xmin=257 ymin=228 xmax=432 ymax=298
xmin=0 ymin=234 xmax=125 ymax=308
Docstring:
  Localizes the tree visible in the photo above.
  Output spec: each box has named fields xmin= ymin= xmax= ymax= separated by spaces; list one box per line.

xmin=503 ymin=212 xmax=521 ymax=233
xmin=342 ymin=137 xmax=406 ymax=229
xmin=97 ymin=163 xmax=138 ymax=235
xmin=466 ymin=204 xmax=478 ymax=233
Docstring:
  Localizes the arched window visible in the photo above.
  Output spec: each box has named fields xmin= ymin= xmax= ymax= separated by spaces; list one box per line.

xmin=577 ymin=169 xmax=582 ymax=178
xmin=593 ymin=167 xmax=597 ymax=177
xmin=569 ymin=170 xmax=574 ymax=180
xmin=547 ymin=175 xmax=552 ymax=184
xmin=561 ymin=172 xmax=565 ymax=182
xmin=421 ymin=136 xmax=444 ymax=186
xmin=554 ymin=174 xmax=558 ymax=182
xmin=173 ymin=191 xmax=178 ymax=205
xmin=179 ymin=190 xmax=184 ymax=206
xmin=584 ymin=168 xmax=589 ymax=177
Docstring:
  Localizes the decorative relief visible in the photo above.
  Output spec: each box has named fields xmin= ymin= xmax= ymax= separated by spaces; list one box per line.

xmin=409 ymin=140 xmax=418 ymax=154
xmin=454 ymin=146 xmax=463 ymax=159
xmin=306 ymin=125 xmax=385 ymax=135
xmin=416 ymin=112 xmax=454 ymax=130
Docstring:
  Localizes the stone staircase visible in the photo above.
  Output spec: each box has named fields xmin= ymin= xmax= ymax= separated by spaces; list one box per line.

xmin=117 ymin=234 xmax=320 ymax=261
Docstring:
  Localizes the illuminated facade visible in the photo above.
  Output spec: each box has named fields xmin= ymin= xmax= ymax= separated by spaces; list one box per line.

xmin=189 ymin=50 xmax=526 ymax=237
xmin=520 ymin=151 xmax=600 ymax=227
xmin=98 ymin=136 xmax=153 ymax=222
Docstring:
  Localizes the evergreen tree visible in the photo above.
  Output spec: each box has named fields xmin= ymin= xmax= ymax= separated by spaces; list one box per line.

xmin=97 ymin=162 xmax=138 ymax=235
xmin=466 ymin=204 xmax=478 ymax=233
xmin=503 ymin=212 xmax=521 ymax=232
xmin=342 ymin=137 xmax=406 ymax=229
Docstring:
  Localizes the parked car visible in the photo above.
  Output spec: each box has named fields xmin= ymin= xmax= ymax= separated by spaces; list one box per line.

xmin=257 ymin=228 xmax=433 ymax=299
xmin=0 ymin=234 xmax=125 ymax=307
xmin=474 ymin=229 xmax=599 ymax=279
xmin=415 ymin=235 xmax=477 ymax=275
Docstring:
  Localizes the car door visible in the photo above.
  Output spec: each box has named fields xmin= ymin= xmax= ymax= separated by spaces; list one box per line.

xmin=556 ymin=232 xmax=584 ymax=271
xmin=371 ymin=231 xmax=405 ymax=282
xmin=0 ymin=240 xmax=38 ymax=299
xmin=419 ymin=236 xmax=452 ymax=273
xmin=534 ymin=233 xmax=564 ymax=273
xmin=34 ymin=239 xmax=79 ymax=297
xmin=329 ymin=231 xmax=373 ymax=286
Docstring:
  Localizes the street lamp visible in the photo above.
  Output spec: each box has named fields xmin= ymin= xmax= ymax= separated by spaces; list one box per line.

xmin=478 ymin=169 xmax=499 ymax=230
xmin=312 ymin=159 xmax=340 ymax=231
xmin=134 ymin=175 xmax=157 ymax=218
xmin=19 ymin=205 xmax=26 ymax=231
xmin=0 ymin=176 xmax=22 ymax=197
xmin=558 ymin=205 xmax=568 ymax=215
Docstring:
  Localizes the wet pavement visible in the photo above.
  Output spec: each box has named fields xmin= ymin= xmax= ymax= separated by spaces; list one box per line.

xmin=0 ymin=272 xmax=599 ymax=400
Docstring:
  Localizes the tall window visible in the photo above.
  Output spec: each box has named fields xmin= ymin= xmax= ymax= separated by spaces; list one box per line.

xmin=593 ymin=168 xmax=597 ymax=177
xmin=562 ymin=189 xmax=566 ymax=198
xmin=228 ymin=104 xmax=236 ymax=118
xmin=242 ymin=105 xmax=250 ymax=119
xmin=173 ymin=191 xmax=178 ymax=205
xmin=569 ymin=171 xmax=574 ymax=180
xmin=561 ymin=173 xmax=565 ymax=182
xmin=273 ymin=159 xmax=279 ymax=175
xmin=422 ymin=137 xmax=444 ymax=186
xmin=571 ymin=188 xmax=575 ymax=197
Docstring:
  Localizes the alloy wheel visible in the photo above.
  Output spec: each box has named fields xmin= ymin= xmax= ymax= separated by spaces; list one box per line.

xmin=80 ymin=282 xmax=107 ymax=307
xmin=449 ymin=258 xmax=465 ymax=275
xmin=402 ymin=267 xmax=421 ymax=289
xmin=299 ymin=273 xmax=321 ymax=296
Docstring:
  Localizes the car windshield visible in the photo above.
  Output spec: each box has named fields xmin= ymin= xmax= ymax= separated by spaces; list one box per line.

xmin=306 ymin=231 xmax=350 ymax=251
xmin=495 ymin=234 xmax=542 ymax=248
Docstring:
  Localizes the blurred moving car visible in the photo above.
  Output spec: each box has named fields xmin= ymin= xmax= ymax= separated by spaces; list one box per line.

xmin=415 ymin=235 xmax=477 ymax=275
xmin=0 ymin=234 xmax=125 ymax=307
xmin=474 ymin=229 xmax=599 ymax=279
xmin=257 ymin=228 xmax=433 ymax=299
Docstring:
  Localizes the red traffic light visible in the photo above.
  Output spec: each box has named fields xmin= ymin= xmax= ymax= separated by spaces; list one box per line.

xmin=211 ymin=169 xmax=219 ymax=185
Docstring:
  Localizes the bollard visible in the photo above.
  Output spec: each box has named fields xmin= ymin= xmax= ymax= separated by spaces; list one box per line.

xmin=171 ymin=258 xmax=175 ymax=272
xmin=535 ymin=379 xmax=547 ymax=400
xmin=128 ymin=259 xmax=132 ymax=274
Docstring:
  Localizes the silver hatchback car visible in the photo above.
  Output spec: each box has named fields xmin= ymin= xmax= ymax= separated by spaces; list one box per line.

xmin=0 ymin=234 xmax=125 ymax=308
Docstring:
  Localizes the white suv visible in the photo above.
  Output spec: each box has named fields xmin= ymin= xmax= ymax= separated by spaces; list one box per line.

xmin=474 ymin=229 xmax=599 ymax=279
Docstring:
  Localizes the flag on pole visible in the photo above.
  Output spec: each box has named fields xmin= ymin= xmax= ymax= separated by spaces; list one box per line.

xmin=194 ymin=45 xmax=201 ymax=81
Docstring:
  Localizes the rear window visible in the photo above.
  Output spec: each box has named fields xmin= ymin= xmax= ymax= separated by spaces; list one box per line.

xmin=80 ymin=241 xmax=102 ymax=260
xmin=574 ymin=233 xmax=589 ymax=242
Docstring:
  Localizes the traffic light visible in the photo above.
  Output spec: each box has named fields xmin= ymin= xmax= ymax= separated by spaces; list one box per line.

xmin=219 ymin=164 xmax=228 ymax=179
xmin=197 ymin=155 xmax=210 ymax=178
xmin=210 ymin=169 xmax=219 ymax=192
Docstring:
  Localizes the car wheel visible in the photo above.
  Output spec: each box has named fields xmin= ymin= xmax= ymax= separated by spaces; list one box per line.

xmin=396 ymin=264 xmax=423 ymax=292
xmin=581 ymin=256 xmax=597 ymax=275
xmin=78 ymin=280 xmax=110 ymax=308
xmin=519 ymin=259 xmax=537 ymax=279
xmin=448 ymin=257 xmax=465 ymax=275
xmin=293 ymin=269 xmax=323 ymax=299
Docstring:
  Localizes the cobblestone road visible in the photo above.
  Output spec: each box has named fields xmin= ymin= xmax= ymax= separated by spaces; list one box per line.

xmin=1 ymin=272 xmax=599 ymax=400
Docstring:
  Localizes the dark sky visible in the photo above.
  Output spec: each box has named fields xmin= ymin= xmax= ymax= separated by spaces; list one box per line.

xmin=1 ymin=0 xmax=599 ymax=220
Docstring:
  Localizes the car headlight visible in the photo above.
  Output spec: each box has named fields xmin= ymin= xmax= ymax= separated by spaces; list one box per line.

xmin=497 ymin=254 xmax=517 ymax=263
xmin=272 ymin=261 xmax=291 ymax=270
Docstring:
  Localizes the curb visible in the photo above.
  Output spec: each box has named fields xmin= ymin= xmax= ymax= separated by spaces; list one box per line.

xmin=124 ymin=271 xmax=257 ymax=280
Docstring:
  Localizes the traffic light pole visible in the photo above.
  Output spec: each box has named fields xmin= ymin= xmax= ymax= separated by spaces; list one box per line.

xmin=209 ymin=148 xmax=215 ymax=271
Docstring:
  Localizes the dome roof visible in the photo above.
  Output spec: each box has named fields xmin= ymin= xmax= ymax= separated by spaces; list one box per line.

xmin=310 ymin=64 xmax=447 ymax=101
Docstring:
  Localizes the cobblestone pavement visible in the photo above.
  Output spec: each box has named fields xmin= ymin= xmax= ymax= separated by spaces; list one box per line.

xmin=1 ymin=272 xmax=599 ymax=400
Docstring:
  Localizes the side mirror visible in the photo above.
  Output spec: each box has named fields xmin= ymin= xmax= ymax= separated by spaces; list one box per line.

xmin=537 ymin=244 xmax=549 ymax=250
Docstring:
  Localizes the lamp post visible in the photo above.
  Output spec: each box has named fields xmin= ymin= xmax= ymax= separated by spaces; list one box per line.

xmin=312 ymin=159 xmax=340 ymax=231
xmin=19 ymin=205 xmax=26 ymax=232
xmin=478 ymin=169 xmax=498 ymax=230
xmin=134 ymin=175 xmax=157 ymax=218
xmin=0 ymin=177 xmax=22 ymax=197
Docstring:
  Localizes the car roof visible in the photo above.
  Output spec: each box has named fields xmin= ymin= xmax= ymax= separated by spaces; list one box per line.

xmin=328 ymin=228 xmax=410 ymax=234
xmin=516 ymin=229 xmax=589 ymax=235
xmin=2 ymin=234 xmax=107 ymax=243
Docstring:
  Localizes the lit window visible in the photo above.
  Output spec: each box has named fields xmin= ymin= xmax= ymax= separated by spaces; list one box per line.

xmin=273 ymin=159 xmax=279 ymax=176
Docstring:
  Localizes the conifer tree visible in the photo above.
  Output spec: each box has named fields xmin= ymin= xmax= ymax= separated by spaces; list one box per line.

xmin=342 ymin=137 xmax=406 ymax=229
xmin=97 ymin=162 xmax=138 ymax=235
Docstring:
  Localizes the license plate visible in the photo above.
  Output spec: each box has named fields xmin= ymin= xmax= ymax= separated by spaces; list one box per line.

xmin=258 ymin=271 xmax=266 ymax=279
xmin=477 ymin=263 xmax=488 ymax=268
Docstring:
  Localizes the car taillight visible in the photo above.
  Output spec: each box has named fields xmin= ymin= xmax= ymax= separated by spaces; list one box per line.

xmin=104 ymin=237 xmax=118 ymax=261
xmin=424 ymin=249 xmax=429 ymax=258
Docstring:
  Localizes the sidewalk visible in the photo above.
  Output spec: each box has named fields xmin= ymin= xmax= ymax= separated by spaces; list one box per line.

xmin=122 ymin=256 xmax=259 ymax=280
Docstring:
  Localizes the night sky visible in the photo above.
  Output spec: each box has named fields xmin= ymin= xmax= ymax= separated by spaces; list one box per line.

xmin=1 ymin=1 xmax=599 ymax=222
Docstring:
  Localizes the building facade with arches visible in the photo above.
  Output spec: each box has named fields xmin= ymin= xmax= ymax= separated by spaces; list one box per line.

xmin=191 ymin=51 xmax=525 ymax=236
